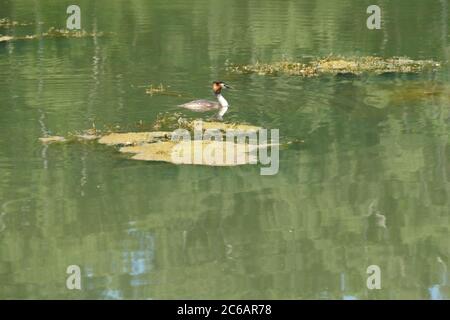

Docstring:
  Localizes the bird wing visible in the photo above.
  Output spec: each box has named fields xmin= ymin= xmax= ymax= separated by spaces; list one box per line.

xmin=178 ymin=100 xmax=219 ymax=111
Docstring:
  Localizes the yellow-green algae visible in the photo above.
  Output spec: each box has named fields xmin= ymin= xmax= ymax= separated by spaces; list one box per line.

xmin=0 ymin=35 xmax=13 ymax=42
xmin=39 ymin=136 xmax=67 ymax=144
xmin=187 ymin=120 xmax=262 ymax=133
xmin=152 ymin=112 xmax=185 ymax=131
xmin=119 ymin=140 xmax=258 ymax=166
xmin=74 ymin=133 xmax=101 ymax=141
xmin=0 ymin=18 xmax=33 ymax=28
xmin=42 ymin=27 xmax=104 ymax=38
xmin=144 ymin=84 xmax=186 ymax=97
xmin=0 ymin=27 xmax=104 ymax=43
xmin=98 ymin=131 xmax=172 ymax=146
xmin=152 ymin=112 xmax=263 ymax=133
xmin=39 ymin=118 xmax=275 ymax=166
xmin=145 ymin=84 xmax=167 ymax=96
xmin=228 ymin=56 xmax=440 ymax=77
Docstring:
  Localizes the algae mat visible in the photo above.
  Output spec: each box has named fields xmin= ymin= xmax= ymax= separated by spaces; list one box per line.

xmin=227 ymin=56 xmax=441 ymax=77
xmin=39 ymin=121 xmax=269 ymax=166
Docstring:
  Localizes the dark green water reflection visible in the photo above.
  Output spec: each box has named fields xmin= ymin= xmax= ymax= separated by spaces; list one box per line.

xmin=0 ymin=0 xmax=449 ymax=299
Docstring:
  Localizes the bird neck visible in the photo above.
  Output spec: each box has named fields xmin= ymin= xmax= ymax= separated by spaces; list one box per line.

xmin=218 ymin=105 xmax=228 ymax=118
xmin=215 ymin=93 xmax=229 ymax=108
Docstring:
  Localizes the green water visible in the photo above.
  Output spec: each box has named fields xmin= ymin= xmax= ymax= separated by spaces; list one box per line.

xmin=0 ymin=0 xmax=449 ymax=299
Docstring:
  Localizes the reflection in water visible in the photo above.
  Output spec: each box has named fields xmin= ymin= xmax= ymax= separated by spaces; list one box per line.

xmin=81 ymin=228 xmax=155 ymax=299
xmin=340 ymin=273 xmax=357 ymax=300
xmin=124 ymin=229 xmax=155 ymax=282
xmin=429 ymin=257 xmax=448 ymax=300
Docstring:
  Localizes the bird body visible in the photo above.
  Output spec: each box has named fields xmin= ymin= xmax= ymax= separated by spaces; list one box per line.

xmin=178 ymin=99 xmax=221 ymax=112
xmin=178 ymin=81 xmax=231 ymax=119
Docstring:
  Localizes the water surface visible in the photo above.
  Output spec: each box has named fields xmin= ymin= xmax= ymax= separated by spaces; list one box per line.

xmin=0 ymin=0 xmax=449 ymax=299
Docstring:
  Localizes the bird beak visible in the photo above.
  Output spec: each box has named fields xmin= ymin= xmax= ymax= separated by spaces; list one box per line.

xmin=223 ymin=83 xmax=232 ymax=89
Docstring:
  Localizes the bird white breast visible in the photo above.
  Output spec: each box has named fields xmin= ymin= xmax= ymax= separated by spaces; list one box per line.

xmin=217 ymin=94 xmax=229 ymax=108
xmin=218 ymin=105 xmax=228 ymax=117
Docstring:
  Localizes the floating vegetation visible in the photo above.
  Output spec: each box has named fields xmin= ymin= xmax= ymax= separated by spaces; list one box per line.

xmin=145 ymin=83 xmax=187 ymax=97
xmin=39 ymin=136 xmax=66 ymax=144
xmin=151 ymin=112 xmax=263 ymax=134
xmin=119 ymin=140 xmax=258 ymax=165
xmin=95 ymin=121 xmax=261 ymax=148
xmin=229 ymin=61 xmax=316 ymax=77
xmin=186 ymin=120 xmax=262 ymax=134
xmin=0 ymin=18 xmax=33 ymax=28
xmin=42 ymin=27 xmax=104 ymax=39
xmin=73 ymin=133 xmax=101 ymax=141
xmin=146 ymin=83 xmax=166 ymax=96
xmin=0 ymin=27 xmax=104 ymax=43
xmin=0 ymin=35 xmax=13 ymax=42
xmin=38 ymin=116 xmax=278 ymax=167
xmin=119 ymin=141 xmax=178 ymax=162
xmin=0 ymin=34 xmax=37 ymax=42
xmin=152 ymin=112 xmax=185 ymax=131
xmin=145 ymin=83 xmax=168 ymax=96
xmin=227 ymin=56 xmax=441 ymax=77
xmin=316 ymin=56 xmax=440 ymax=75
xmin=98 ymin=131 xmax=172 ymax=146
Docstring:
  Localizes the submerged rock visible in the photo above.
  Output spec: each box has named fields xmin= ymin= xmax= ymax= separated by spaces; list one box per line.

xmin=389 ymin=83 xmax=450 ymax=103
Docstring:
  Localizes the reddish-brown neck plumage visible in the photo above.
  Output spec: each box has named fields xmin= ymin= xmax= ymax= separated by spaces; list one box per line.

xmin=212 ymin=82 xmax=222 ymax=94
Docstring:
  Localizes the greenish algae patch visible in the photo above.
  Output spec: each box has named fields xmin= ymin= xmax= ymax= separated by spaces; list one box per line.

xmin=388 ymin=83 xmax=450 ymax=103
xmin=98 ymin=131 xmax=172 ymax=146
xmin=228 ymin=56 xmax=441 ymax=77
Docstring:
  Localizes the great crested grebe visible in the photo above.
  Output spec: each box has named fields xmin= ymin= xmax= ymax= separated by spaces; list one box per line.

xmin=178 ymin=81 xmax=232 ymax=120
